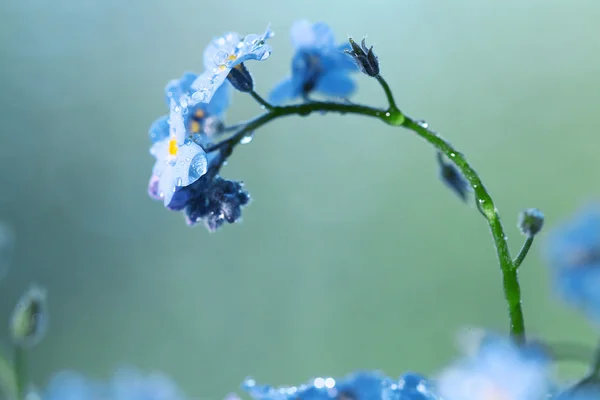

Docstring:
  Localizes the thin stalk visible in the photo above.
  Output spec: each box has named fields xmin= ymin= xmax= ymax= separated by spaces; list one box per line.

xmin=209 ymin=80 xmax=525 ymax=340
xmin=513 ymin=237 xmax=534 ymax=270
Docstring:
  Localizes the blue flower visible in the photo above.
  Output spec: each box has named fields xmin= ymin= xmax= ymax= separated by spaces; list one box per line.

xmin=437 ymin=335 xmax=550 ymax=400
xmin=148 ymin=72 xmax=231 ymax=207
xmin=269 ymin=20 xmax=358 ymax=104
xmin=148 ymin=99 xmax=208 ymax=207
xmin=43 ymin=369 xmax=188 ymax=400
xmin=543 ymin=204 xmax=600 ymax=322
xmin=190 ymin=26 xmax=274 ymax=104
xmin=242 ymin=370 xmax=439 ymax=400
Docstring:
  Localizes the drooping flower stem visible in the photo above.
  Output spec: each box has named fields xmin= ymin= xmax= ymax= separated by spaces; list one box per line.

xmin=514 ymin=237 xmax=535 ymax=269
xmin=211 ymin=79 xmax=525 ymax=341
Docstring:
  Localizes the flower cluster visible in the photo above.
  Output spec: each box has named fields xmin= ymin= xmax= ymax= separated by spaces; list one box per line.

xmin=146 ymin=21 xmax=370 ymax=231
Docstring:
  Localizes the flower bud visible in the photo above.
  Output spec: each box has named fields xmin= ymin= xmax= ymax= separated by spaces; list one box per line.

xmin=518 ymin=208 xmax=544 ymax=237
xmin=10 ymin=285 xmax=48 ymax=348
xmin=226 ymin=63 xmax=254 ymax=92
xmin=345 ymin=38 xmax=380 ymax=77
xmin=436 ymin=152 xmax=471 ymax=202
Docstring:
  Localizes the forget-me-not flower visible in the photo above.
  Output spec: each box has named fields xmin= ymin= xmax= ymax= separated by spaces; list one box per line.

xmin=269 ymin=20 xmax=358 ymax=104
xmin=148 ymin=72 xmax=230 ymax=208
xmin=190 ymin=26 xmax=274 ymax=104
xmin=437 ymin=335 xmax=550 ymax=400
xmin=544 ymin=204 xmax=600 ymax=323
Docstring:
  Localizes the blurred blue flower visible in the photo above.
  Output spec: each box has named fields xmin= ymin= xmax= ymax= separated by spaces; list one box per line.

xmin=43 ymin=369 xmax=187 ymax=400
xmin=190 ymin=27 xmax=274 ymax=104
xmin=437 ymin=335 xmax=550 ymax=400
xmin=242 ymin=370 xmax=439 ymax=400
xmin=544 ymin=205 xmax=600 ymax=322
xmin=269 ymin=20 xmax=358 ymax=104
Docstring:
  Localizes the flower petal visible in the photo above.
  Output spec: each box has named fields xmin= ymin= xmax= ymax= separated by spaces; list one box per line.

xmin=315 ymin=71 xmax=356 ymax=98
xmin=203 ymin=32 xmax=242 ymax=71
xmin=268 ymin=77 xmax=296 ymax=105
xmin=148 ymin=116 xmax=169 ymax=143
xmin=291 ymin=20 xmax=334 ymax=49
xmin=204 ymin=81 xmax=231 ymax=116
xmin=168 ymin=99 xmax=187 ymax=144
xmin=190 ymin=70 xmax=229 ymax=105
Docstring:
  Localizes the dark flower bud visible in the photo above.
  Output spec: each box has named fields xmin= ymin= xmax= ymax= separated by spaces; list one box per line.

xmin=10 ymin=285 xmax=48 ymax=348
xmin=227 ymin=63 xmax=254 ymax=93
xmin=436 ymin=152 xmax=471 ymax=202
xmin=518 ymin=208 xmax=544 ymax=237
xmin=345 ymin=38 xmax=380 ymax=77
xmin=180 ymin=175 xmax=251 ymax=232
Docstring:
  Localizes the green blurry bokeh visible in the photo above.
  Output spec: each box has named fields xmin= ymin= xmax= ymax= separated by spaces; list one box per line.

xmin=1 ymin=0 xmax=600 ymax=397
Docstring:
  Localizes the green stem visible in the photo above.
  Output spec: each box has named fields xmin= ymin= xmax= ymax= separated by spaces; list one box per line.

xmin=375 ymin=74 xmax=399 ymax=112
xmin=513 ymin=236 xmax=534 ymax=270
xmin=14 ymin=347 xmax=25 ymax=400
xmin=0 ymin=349 xmax=17 ymax=400
xmin=212 ymin=84 xmax=525 ymax=340
xmin=249 ymin=90 xmax=275 ymax=111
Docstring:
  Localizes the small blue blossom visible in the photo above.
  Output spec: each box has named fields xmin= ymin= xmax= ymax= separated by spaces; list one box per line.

xmin=242 ymin=370 xmax=439 ymax=400
xmin=544 ymin=204 xmax=600 ymax=322
xmin=437 ymin=335 xmax=550 ymax=400
xmin=269 ymin=20 xmax=358 ymax=104
xmin=43 ymin=369 xmax=188 ymax=400
xmin=148 ymin=72 xmax=231 ymax=208
xmin=149 ymin=99 xmax=208 ymax=207
xmin=190 ymin=26 xmax=274 ymax=104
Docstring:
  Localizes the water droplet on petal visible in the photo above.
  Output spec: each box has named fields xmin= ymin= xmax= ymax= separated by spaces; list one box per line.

xmin=213 ymin=50 xmax=229 ymax=66
xmin=176 ymin=177 xmax=183 ymax=187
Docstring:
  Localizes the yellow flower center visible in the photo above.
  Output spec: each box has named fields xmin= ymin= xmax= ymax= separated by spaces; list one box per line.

xmin=168 ymin=138 xmax=178 ymax=156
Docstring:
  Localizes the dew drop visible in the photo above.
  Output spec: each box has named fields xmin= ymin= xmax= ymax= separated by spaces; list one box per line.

xmin=450 ymin=153 xmax=456 ymax=158
xmin=324 ymin=378 xmax=335 ymax=389
xmin=176 ymin=177 xmax=183 ymax=187
xmin=179 ymin=98 xmax=188 ymax=108
xmin=416 ymin=120 xmax=429 ymax=129
xmin=313 ymin=378 xmax=325 ymax=389
xmin=385 ymin=112 xmax=391 ymax=117
xmin=213 ymin=50 xmax=229 ymax=66
xmin=240 ymin=132 xmax=254 ymax=144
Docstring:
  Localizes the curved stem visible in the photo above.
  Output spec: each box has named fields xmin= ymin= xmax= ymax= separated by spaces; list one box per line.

xmin=212 ymin=90 xmax=524 ymax=340
xmin=375 ymin=74 xmax=399 ymax=112
xmin=249 ymin=90 xmax=275 ymax=111
xmin=513 ymin=237 xmax=534 ymax=270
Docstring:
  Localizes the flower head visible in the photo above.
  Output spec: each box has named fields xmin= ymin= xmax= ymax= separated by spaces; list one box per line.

xmin=438 ymin=335 xmax=550 ymax=400
xmin=269 ymin=20 xmax=358 ymax=104
xmin=148 ymin=72 xmax=230 ymax=207
xmin=543 ymin=204 xmax=600 ymax=322
xmin=191 ymin=26 xmax=274 ymax=104
xmin=345 ymin=37 xmax=380 ymax=77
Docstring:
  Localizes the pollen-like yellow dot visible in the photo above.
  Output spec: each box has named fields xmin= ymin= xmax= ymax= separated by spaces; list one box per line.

xmin=168 ymin=138 xmax=178 ymax=156
xmin=227 ymin=54 xmax=237 ymax=61
xmin=195 ymin=109 xmax=205 ymax=119
xmin=190 ymin=120 xmax=201 ymax=133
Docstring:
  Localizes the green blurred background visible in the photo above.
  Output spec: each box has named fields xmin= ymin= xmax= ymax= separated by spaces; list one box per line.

xmin=1 ymin=0 xmax=600 ymax=397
